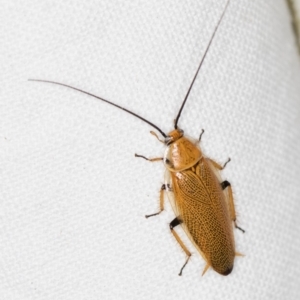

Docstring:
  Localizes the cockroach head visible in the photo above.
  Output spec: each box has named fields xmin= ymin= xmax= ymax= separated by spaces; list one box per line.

xmin=165 ymin=128 xmax=184 ymax=145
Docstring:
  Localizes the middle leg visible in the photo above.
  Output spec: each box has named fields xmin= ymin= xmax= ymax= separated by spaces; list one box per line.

xmin=170 ymin=217 xmax=192 ymax=276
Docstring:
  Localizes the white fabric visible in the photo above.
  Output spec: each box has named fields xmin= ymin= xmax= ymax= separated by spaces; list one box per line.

xmin=1 ymin=0 xmax=300 ymax=299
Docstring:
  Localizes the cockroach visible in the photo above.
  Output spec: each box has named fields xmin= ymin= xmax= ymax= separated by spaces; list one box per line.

xmin=29 ymin=0 xmax=244 ymax=276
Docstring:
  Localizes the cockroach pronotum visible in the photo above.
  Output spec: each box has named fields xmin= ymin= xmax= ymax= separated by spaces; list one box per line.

xmin=30 ymin=0 xmax=244 ymax=276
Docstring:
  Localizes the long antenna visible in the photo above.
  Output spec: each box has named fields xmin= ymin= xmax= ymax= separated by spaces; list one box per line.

xmin=174 ymin=0 xmax=230 ymax=129
xmin=28 ymin=79 xmax=167 ymax=138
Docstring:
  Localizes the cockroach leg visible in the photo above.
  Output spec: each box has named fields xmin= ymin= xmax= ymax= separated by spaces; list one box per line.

xmin=221 ymin=180 xmax=245 ymax=233
xmin=135 ymin=153 xmax=163 ymax=162
xmin=150 ymin=131 xmax=165 ymax=143
xmin=222 ymin=157 xmax=231 ymax=169
xmin=145 ymin=184 xmax=166 ymax=218
xmin=209 ymin=157 xmax=231 ymax=170
xmin=170 ymin=217 xmax=192 ymax=276
xmin=198 ymin=129 xmax=205 ymax=142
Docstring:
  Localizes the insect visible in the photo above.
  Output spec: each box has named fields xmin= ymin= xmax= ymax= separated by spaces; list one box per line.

xmin=29 ymin=0 xmax=244 ymax=276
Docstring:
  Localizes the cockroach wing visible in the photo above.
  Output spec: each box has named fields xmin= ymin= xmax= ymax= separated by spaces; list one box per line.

xmin=165 ymin=157 xmax=235 ymax=275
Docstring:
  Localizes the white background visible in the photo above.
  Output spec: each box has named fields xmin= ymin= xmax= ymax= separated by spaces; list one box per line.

xmin=1 ymin=0 xmax=300 ymax=299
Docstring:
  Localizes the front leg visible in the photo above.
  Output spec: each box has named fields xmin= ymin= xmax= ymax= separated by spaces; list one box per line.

xmin=135 ymin=153 xmax=163 ymax=162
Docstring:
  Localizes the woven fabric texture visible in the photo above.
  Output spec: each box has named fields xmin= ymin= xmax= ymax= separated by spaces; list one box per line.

xmin=1 ymin=0 xmax=300 ymax=299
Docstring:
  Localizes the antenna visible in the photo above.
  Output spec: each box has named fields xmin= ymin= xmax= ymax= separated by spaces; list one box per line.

xmin=29 ymin=1 xmax=230 ymax=138
xmin=174 ymin=0 xmax=230 ymax=129
xmin=28 ymin=79 xmax=167 ymax=138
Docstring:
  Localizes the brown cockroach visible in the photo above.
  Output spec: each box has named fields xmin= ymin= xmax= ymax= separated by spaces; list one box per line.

xmin=30 ymin=0 xmax=244 ymax=276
